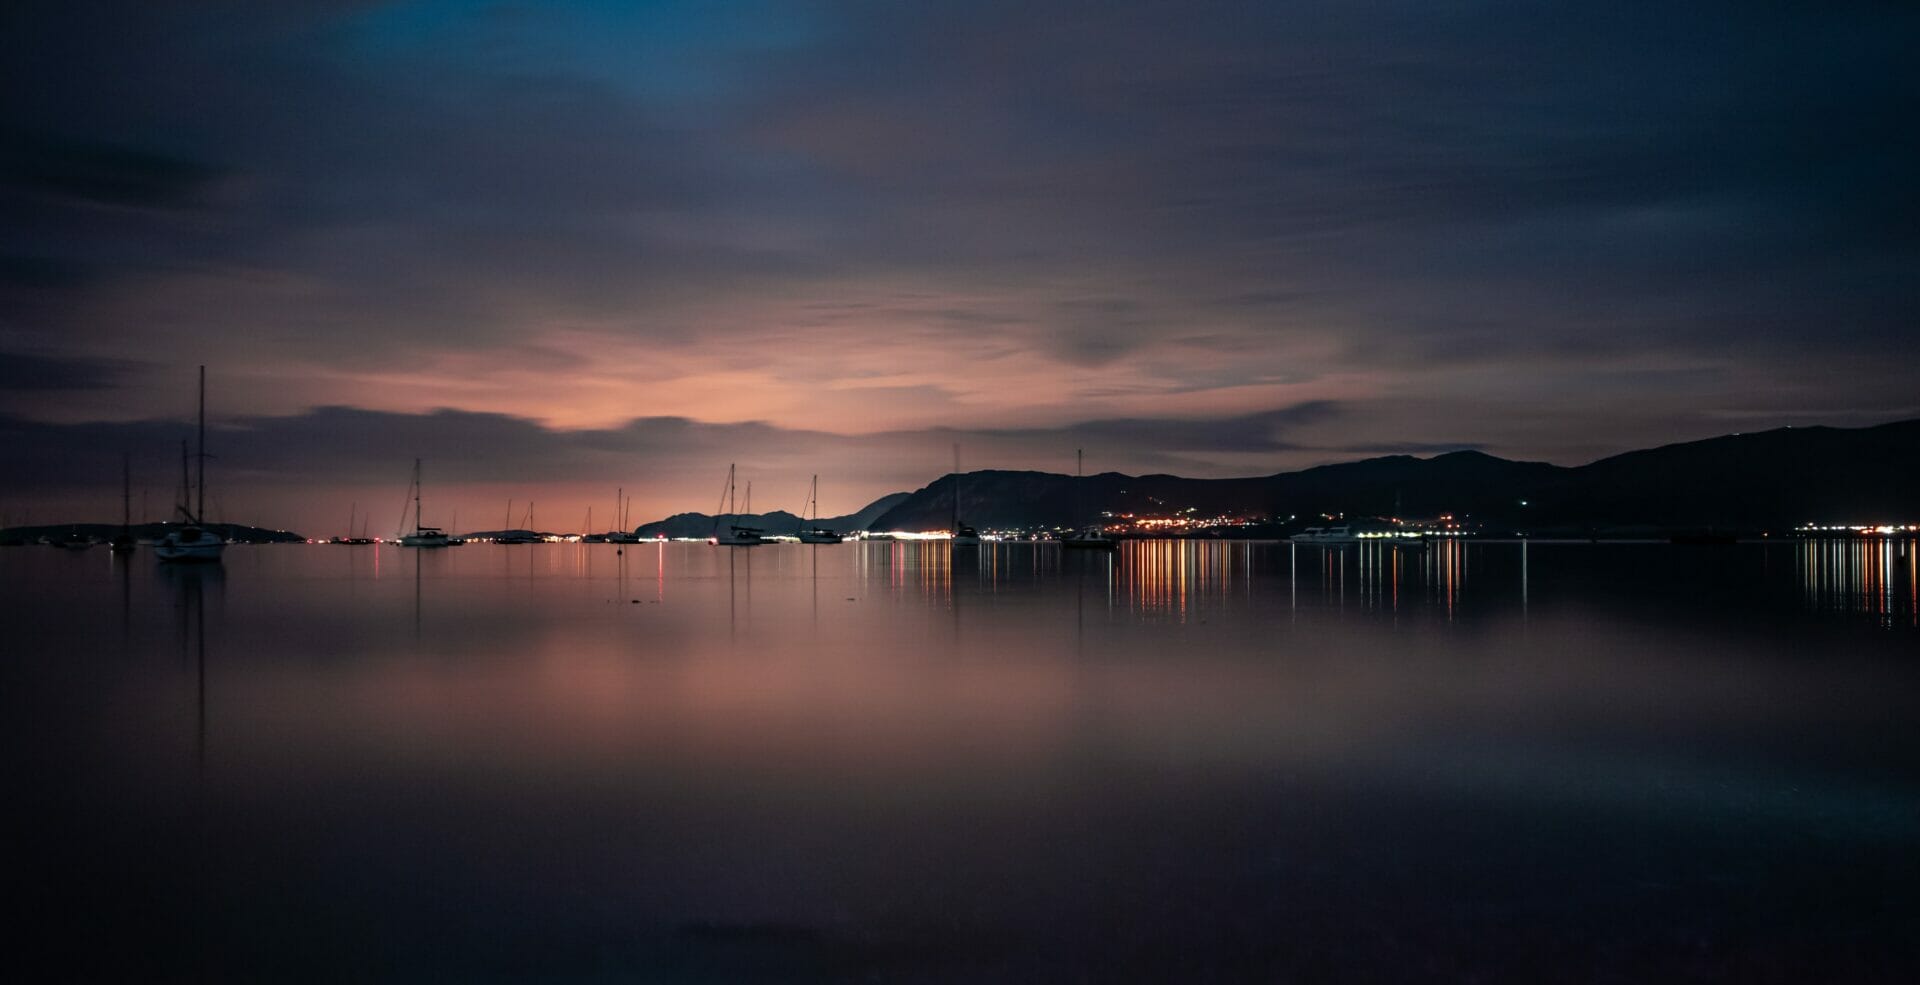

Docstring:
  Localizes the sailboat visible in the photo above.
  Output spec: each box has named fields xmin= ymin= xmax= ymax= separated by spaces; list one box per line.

xmin=607 ymin=487 xmax=641 ymax=543
xmin=332 ymin=502 xmax=375 ymax=545
xmin=397 ymin=459 xmax=451 ymax=547
xmin=496 ymin=498 xmax=539 ymax=544
xmin=155 ymin=366 xmax=227 ymax=563
xmin=711 ymin=464 xmax=765 ymax=545
xmin=797 ymin=475 xmax=844 ymax=543
xmin=1060 ymin=448 xmax=1115 ymax=550
xmin=110 ymin=452 xmax=136 ymax=554
xmin=949 ymin=444 xmax=981 ymax=546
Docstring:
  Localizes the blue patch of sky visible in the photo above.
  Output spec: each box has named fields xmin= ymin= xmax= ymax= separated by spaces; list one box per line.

xmin=341 ymin=0 xmax=826 ymax=106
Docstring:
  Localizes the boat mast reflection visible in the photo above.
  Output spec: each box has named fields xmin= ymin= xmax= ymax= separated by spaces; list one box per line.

xmin=162 ymin=562 xmax=221 ymax=770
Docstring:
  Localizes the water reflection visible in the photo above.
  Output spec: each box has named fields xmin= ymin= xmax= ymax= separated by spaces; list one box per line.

xmin=690 ymin=538 xmax=1920 ymax=626
xmin=6 ymin=540 xmax=1918 ymax=982
xmin=159 ymin=561 xmax=221 ymax=768
xmin=1119 ymin=540 xmax=1248 ymax=619
xmin=1112 ymin=538 xmax=1483 ymax=621
xmin=1798 ymin=537 xmax=1920 ymax=626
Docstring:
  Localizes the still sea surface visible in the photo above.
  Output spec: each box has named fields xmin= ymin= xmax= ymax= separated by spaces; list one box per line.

xmin=10 ymin=539 xmax=1919 ymax=982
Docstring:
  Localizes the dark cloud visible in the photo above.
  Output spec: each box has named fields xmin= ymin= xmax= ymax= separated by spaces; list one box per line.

xmin=0 ymin=400 xmax=1352 ymax=528
xmin=0 ymin=352 xmax=139 ymax=390
xmin=0 ymin=134 xmax=227 ymax=211
xmin=979 ymin=401 xmax=1341 ymax=454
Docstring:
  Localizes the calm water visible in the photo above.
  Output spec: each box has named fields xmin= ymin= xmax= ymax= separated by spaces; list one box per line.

xmin=10 ymin=539 xmax=1919 ymax=983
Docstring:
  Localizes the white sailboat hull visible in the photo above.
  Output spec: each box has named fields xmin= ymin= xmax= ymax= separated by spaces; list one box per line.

xmin=155 ymin=528 xmax=226 ymax=562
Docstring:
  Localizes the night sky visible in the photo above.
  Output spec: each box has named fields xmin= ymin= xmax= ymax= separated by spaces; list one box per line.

xmin=4 ymin=1 xmax=1915 ymax=533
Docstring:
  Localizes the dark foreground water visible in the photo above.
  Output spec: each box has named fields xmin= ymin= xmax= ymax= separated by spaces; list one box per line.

xmin=9 ymin=539 xmax=1919 ymax=983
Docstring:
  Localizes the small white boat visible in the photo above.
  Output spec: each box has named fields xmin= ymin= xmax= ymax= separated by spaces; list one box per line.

xmin=155 ymin=524 xmax=226 ymax=561
xmin=157 ymin=366 xmax=226 ymax=564
xmin=715 ymin=524 xmax=766 ymax=546
xmin=1290 ymin=525 xmax=1358 ymax=544
xmin=400 ymin=528 xmax=450 ymax=547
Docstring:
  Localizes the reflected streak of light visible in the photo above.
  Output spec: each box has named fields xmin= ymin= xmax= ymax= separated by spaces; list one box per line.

xmin=1795 ymin=538 xmax=1919 ymax=624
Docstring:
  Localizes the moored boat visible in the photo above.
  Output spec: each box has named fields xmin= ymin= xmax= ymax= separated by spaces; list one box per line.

xmin=155 ymin=367 xmax=226 ymax=564
xmin=1291 ymin=525 xmax=1359 ymax=544
xmin=711 ymin=465 xmax=765 ymax=545
xmin=110 ymin=453 xmax=137 ymax=554
xmin=1060 ymin=525 xmax=1115 ymax=550
xmin=1059 ymin=449 xmax=1112 ymax=549
xmin=949 ymin=446 xmax=980 ymax=545
xmin=797 ymin=475 xmax=845 ymax=543
xmin=397 ymin=459 xmax=451 ymax=547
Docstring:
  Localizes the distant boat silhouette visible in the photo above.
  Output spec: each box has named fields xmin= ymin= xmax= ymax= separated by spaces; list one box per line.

xmin=332 ymin=502 xmax=375 ymax=545
xmin=397 ymin=459 xmax=450 ymax=547
xmin=949 ymin=445 xmax=980 ymax=546
xmin=155 ymin=366 xmax=226 ymax=563
xmin=1060 ymin=449 xmax=1114 ymax=550
xmin=606 ymin=487 xmax=641 ymax=543
xmin=1290 ymin=524 xmax=1359 ymax=544
xmin=797 ymin=475 xmax=844 ymax=543
xmin=110 ymin=453 xmax=136 ymax=554
xmin=496 ymin=498 xmax=540 ymax=543
xmin=712 ymin=465 xmax=765 ymax=545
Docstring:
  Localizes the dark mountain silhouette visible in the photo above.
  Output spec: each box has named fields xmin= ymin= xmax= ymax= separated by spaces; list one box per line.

xmin=633 ymin=492 xmax=911 ymax=539
xmin=865 ymin=420 xmax=1920 ymax=533
xmin=1532 ymin=419 xmax=1920 ymax=529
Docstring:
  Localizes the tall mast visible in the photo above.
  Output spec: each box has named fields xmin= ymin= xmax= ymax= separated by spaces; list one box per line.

xmin=952 ymin=444 xmax=961 ymax=532
xmin=413 ymin=458 xmax=423 ymax=533
xmin=506 ymin=499 xmax=512 ymax=531
xmin=121 ymin=452 xmax=131 ymax=531
xmin=196 ymin=366 xmax=206 ymax=525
